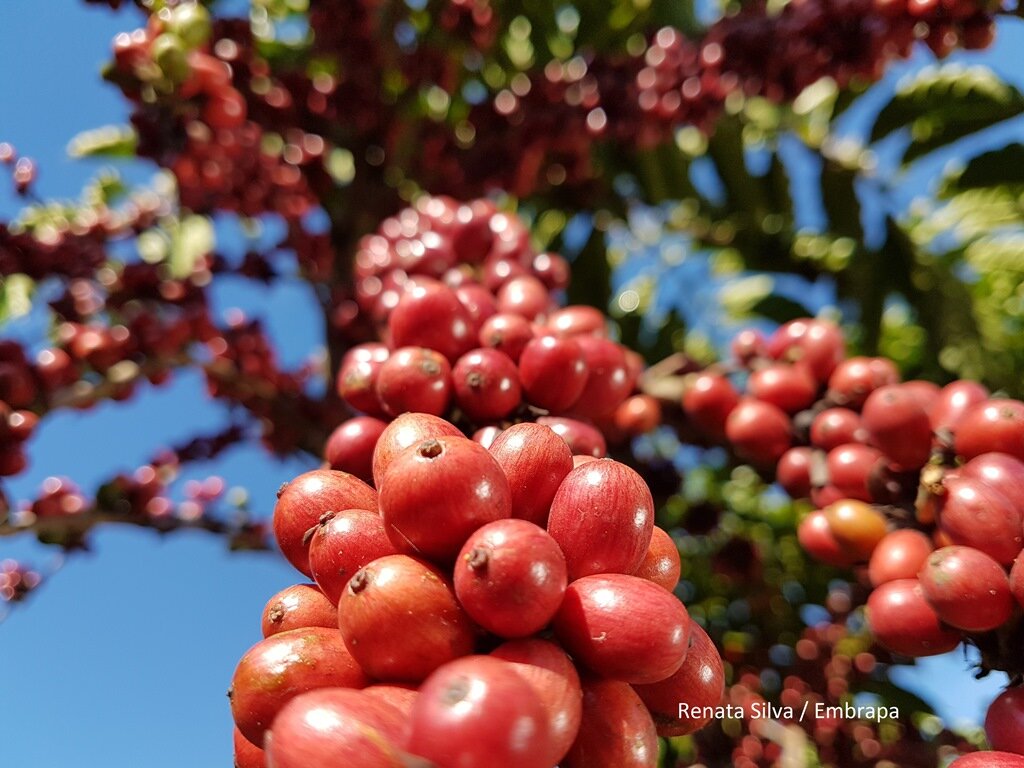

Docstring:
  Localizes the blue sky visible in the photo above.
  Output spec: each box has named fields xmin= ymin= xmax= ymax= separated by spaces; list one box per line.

xmin=0 ymin=2 xmax=1018 ymax=765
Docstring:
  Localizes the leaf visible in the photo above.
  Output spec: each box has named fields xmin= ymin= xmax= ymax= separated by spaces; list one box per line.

xmin=748 ymin=293 xmax=814 ymax=325
xmin=870 ymin=65 xmax=1024 ymax=165
xmin=941 ymin=143 xmax=1024 ymax=196
xmin=67 ymin=125 xmax=138 ymax=159
xmin=0 ymin=274 xmax=35 ymax=323
xmin=170 ymin=216 xmax=215 ymax=278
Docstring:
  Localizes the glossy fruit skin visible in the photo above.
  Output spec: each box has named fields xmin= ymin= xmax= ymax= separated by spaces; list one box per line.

xmin=336 ymin=343 xmax=390 ymax=418
xmin=681 ymin=372 xmax=739 ymax=442
xmin=918 ymin=546 xmax=1014 ymax=632
xmin=307 ymin=509 xmax=396 ymax=604
xmin=229 ymin=627 xmax=368 ymax=744
xmin=379 ymin=436 xmax=512 ymax=562
xmin=375 ymin=346 xmax=452 ymax=417
xmin=866 ymin=579 xmax=960 ymax=658
xmin=554 ymin=574 xmax=690 ymax=684
xmin=951 ymin=753 xmax=1024 ymax=768
xmin=955 ymin=399 xmax=1024 ymax=462
xmin=536 ymin=416 xmax=607 ymax=458
xmin=725 ymin=398 xmax=792 ymax=467
xmin=233 ymin=727 xmax=266 ymax=768
xmin=478 ymin=312 xmax=534 ymax=362
xmin=362 ymin=684 xmax=419 ymax=725
xmin=371 ymin=412 xmax=462 ymax=488
xmin=862 ymin=384 xmax=933 ymax=470
xmin=273 ymin=470 xmax=378 ymax=576
xmin=797 ymin=511 xmax=855 ymax=567
xmin=613 ymin=395 xmax=662 ymax=436
xmin=810 ymin=408 xmax=864 ymax=451
xmin=451 ymin=348 xmax=521 ymax=422
xmin=497 ymin=274 xmax=550 ymax=320
xmin=264 ymin=689 xmax=407 ymax=768
xmin=823 ymin=499 xmax=888 ymax=561
xmin=633 ymin=526 xmax=682 ymax=592
xmin=986 ymin=688 xmax=1024 ymax=755
xmin=826 ymin=443 xmax=883 ymax=503
xmin=388 ymin=280 xmax=476 ymax=363
xmin=408 ymin=656 xmax=552 ymax=768
xmin=568 ymin=337 xmax=632 ymax=418
xmin=827 ymin=356 xmax=900 ymax=409
xmin=547 ymin=460 xmax=654 ymax=580
xmin=491 ymin=639 xmax=583 ymax=766
xmin=546 ymin=305 xmax=607 ymax=338
xmin=776 ymin=447 xmax=814 ymax=500
xmin=324 ymin=417 xmax=388 ymax=485
xmin=261 ymin=584 xmax=338 ymax=637
xmin=1012 ymin=555 xmax=1024 ymax=609
xmin=767 ymin=318 xmax=845 ymax=382
xmin=453 ymin=283 xmax=498 ymax=327
xmin=633 ymin=621 xmax=725 ymax=737
xmin=454 ymin=519 xmax=568 ymax=638
xmin=337 ymin=554 xmax=474 ymax=682
xmin=488 ymin=422 xmax=573 ymax=526
xmin=939 ymin=476 xmax=1023 ymax=565
xmin=929 ymin=380 xmax=989 ymax=433
xmin=747 ymin=363 xmax=817 ymax=414
xmin=960 ymin=453 xmax=1024 ymax=518
xmin=561 ymin=678 xmax=658 ymax=768
xmin=518 ymin=336 xmax=589 ymax=412
xmin=868 ymin=529 xmax=933 ymax=587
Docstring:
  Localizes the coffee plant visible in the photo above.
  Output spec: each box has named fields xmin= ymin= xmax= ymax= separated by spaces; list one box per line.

xmin=4 ymin=0 xmax=1024 ymax=765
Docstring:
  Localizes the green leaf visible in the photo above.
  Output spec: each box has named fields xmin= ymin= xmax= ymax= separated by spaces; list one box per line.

xmin=170 ymin=215 xmax=215 ymax=278
xmin=67 ymin=125 xmax=138 ymax=159
xmin=941 ymin=143 xmax=1024 ymax=195
xmin=870 ymin=65 xmax=1024 ymax=165
xmin=0 ymin=274 xmax=35 ymax=324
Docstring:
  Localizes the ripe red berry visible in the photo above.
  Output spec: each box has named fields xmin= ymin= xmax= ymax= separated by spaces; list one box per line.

xmin=536 ymin=416 xmax=607 ymax=458
xmin=929 ymin=380 xmax=989 ymax=433
xmin=567 ymin=337 xmax=632 ymax=419
xmin=682 ymin=372 xmax=740 ymax=441
xmin=488 ymin=422 xmax=573 ymax=526
xmin=371 ymin=412 xmax=462 ymax=487
xmin=229 ymin=627 xmax=368 ymax=744
xmin=810 ymin=407 xmax=864 ymax=450
xmin=260 ymin=584 xmax=338 ymax=637
xmin=232 ymin=727 xmax=265 ymax=768
xmin=562 ymin=679 xmax=658 ymax=768
xmin=866 ymin=579 xmax=960 ymax=658
xmin=747 ymin=363 xmax=817 ymax=414
xmin=632 ymin=525 xmax=682 ymax=592
xmin=323 ymin=416 xmax=388 ymax=484
xmin=336 ymin=343 xmax=390 ymax=417
xmin=409 ymin=656 xmax=552 ymax=768
xmin=451 ymin=348 xmax=521 ymax=422
xmin=379 ymin=436 xmax=511 ymax=562
xmin=776 ymin=447 xmax=814 ymax=499
xmin=545 ymin=305 xmax=607 ymax=338
xmin=307 ymin=509 xmax=396 ymax=604
xmin=375 ymin=346 xmax=452 ymax=417
xmin=453 ymin=519 xmax=567 ymax=638
xmin=939 ymin=476 xmax=1023 ymax=566
xmin=767 ymin=319 xmax=845 ymax=382
xmin=388 ymin=280 xmax=476 ymax=363
xmin=868 ymin=529 xmax=933 ymax=587
xmin=725 ymin=398 xmax=792 ymax=467
xmin=272 ymin=470 xmax=378 ymax=576
xmin=337 ymin=554 xmax=474 ymax=682
xmin=478 ymin=312 xmax=534 ymax=362
xmin=827 ymin=356 xmax=899 ymax=409
xmin=496 ymin=274 xmax=550 ymax=320
xmin=919 ymin=546 xmax=1013 ymax=632
xmin=862 ymin=384 xmax=933 ymax=471
xmin=547 ymin=459 xmax=654 ymax=580
xmin=955 ymin=399 xmax=1024 ymax=463
xmin=986 ymin=688 xmax=1024 ymax=756
xmin=518 ymin=336 xmax=589 ymax=412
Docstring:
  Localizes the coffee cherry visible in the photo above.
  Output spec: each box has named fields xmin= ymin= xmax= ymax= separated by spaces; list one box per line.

xmin=747 ymin=363 xmax=817 ymax=414
xmin=388 ymin=280 xmax=476 ymax=363
xmin=862 ymin=384 xmax=933 ymax=470
xmin=454 ymin=519 xmax=568 ymax=638
xmin=496 ymin=275 xmax=550 ymax=320
xmin=986 ymin=688 xmax=1024 ymax=756
xmin=951 ymin=753 xmax=1024 ymax=767
xmin=868 ymin=529 xmax=933 ymax=587
xmin=547 ymin=459 xmax=654 ymax=580
xmin=261 ymin=584 xmax=338 ymax=637
xmin=866 ymin=579 xmax=960 ymax=657
xmin=307 ymin=509 xmax=396 ymax=604
xmin=375 ymin=346 xmax=452 ymax=417
xmin=776 ymin=447 xmax=814 ymax=499
xmin=371 ymin=412 xmax=462 ymax=487
xmin=488 ymin=422 xmax=573 ymax=526
xmin=451 ymin=348 xmax=521 ymax=422
xmin=810 ymin=408 xmax=864 ymax=451
xmin=229 ymin=627 xmax=368 ymax=744
xmin=567 ymin=337 xmax=632 ymax=419
xmin=379 ymin=436 xmax=511 ymax=562
xmin=632 ymin=525 xmax=682 ymax=592
xmin=955 ymin=399 xmax=1024 ymax=462
xmin=478 ymin=312 xmax=534 ymax=362
xmin=919 ymin=546 xmax=1013 ymax=632
xmin=554 ymin=574 xmax=690 ymax=684
xmin=336 ymin=343 xmax=390 ymax=418
xmin=536 ymin=416 xmax=607 ymax=458
xmin=826 ymin=443 xmax=884 ymax=502
xmin=767 ymin=319 xmax=845 ymax=382
xmin=562 ymin=679 xmax=658 ymax=768
xmin=798 ymin=511 xmax=855 ymax=566
xmin=232 ymin=727 xmax=266 ymax=768
xmin=546 ymin=305 xmax=607 ymax=338
xmin=273 ymin=470 xmax=378 ymax=576
xmin=518 ymin=336 xmax=588 ymax=412
xmin=337 ymin=554 xmax=474 ymax=682
xmin=725 ymin=398 xmax=792 ymax=467
xmin=409 ymin=656 xmax=553 ymax=768
xmin=324 ymin=417 xmax=388 ymax=484
xmin=929 ymin=380 xmax=989 ymax=433
xmin=939 ymin=476 xmax=1023 ymax=565
xmin=827 ymin=356 xmax=899 ymax=409
xmin=823 ymin=499 xmax=888 ymax=561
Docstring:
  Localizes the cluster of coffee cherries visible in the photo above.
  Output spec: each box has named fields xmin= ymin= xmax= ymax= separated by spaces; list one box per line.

xmin=230 ymin=411 xmax=724 ymax=767
xmin=680 ymin=317 xmax=1024 ymax=758
xmin=637 ymin=0 xmax=993 ymax=140
xmin=324 ymin=195 xmax=661 ymax=486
